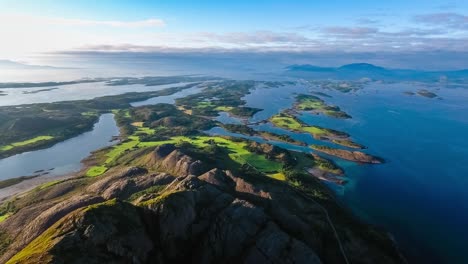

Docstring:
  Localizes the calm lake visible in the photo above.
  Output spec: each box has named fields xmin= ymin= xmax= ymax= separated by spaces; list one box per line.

xmin=0 ymin=114 xmax=119 ymax=181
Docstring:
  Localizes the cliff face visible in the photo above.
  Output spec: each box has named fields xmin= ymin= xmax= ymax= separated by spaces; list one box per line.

xmin=1 ymin=145 xmax=406 ymax=264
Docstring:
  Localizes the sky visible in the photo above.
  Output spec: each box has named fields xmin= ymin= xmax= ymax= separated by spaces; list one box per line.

xmin=0 ymin=0 xmax=468 ymax=67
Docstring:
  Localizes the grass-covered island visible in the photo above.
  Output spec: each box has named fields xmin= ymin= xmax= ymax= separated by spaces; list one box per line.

xmin=294 ymin=94 xmax=351 ymax=119
xmin=175 ymin=80 xmax=261 ymax=118
xmin=269 ymin=112 xmax=365 ymax=149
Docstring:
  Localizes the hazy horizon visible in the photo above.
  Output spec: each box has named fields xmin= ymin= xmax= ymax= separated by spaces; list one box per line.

xmin=1 ymin=0 xmax=468 ymax=71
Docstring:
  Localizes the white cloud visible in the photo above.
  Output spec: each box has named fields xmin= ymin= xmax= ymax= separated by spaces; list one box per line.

xmin=46 ymin=17 xmax=165 ymax=28
xmin=322 ymin=27 xmax=379 ymax=38
xmin=0 ymin=11 xmax=467 ymax=60
xmin=195 ymin=31 xmax=311 ymax=44
xmin=413 ymin=12 xmax=468 ymax=30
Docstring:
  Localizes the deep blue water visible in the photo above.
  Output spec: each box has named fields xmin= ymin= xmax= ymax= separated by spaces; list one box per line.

xmin=212 ymin=82 xmax=468 ymax=263
xmin=305 ymin=84 xmax=468 ymax=263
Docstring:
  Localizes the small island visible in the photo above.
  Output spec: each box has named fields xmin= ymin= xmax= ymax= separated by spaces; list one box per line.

xmin=294 ymin=94 xmax=351 ymax=119
xmin=311 ymin=144 xmax=384 ymax=164
xmin=417 ymin=89 xmax=438 ymax=98
xmin=22 ymin=88 xmax=59 ymax=94
xmin=309 ymin=80 xmax=364 ymax=93
xmin=268 ymin=112 xmax=364 ymax=149
xmin=175 ymin=81 xmax=261 ymax=118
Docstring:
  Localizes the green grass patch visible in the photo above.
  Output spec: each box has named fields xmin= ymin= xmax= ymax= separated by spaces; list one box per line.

xmin=106 ymin=134 xmax=282 ymax=175
xmin=136 ymin=127 xmax=155 ymax=135
xmin=113 ymin=109 xmax=131 ymax=118
xmin=196 ymin=101 xmax=215 ymax=108
xmin=0 ymin=213 xmax=12 ymax=223
xmin=215 ymin=106 xmax=234 ymax=112
xmin=85 ymin=139 xmax=139 ymax=177
xmin=37 ymin=180 xmax=62 ymax=190
xmin=105 ymin=140 xmax=140 ymax=164
xmin=166 ymin=136 xmax=282 ymax=173
xmin=302 ymin=126 xmax=328 ymax=135
xmin=270 ymin=115 xmax=303 ymax=130
xmin=270 ymin=114 xmax=326 ymax=135
xmin=268 ymin=172 xmax=286 ymax=181
xmin=269 ymin=113 xmax=348 ymax=140
xmin=294 ymin=94 xmax=351 ymax=119
xmin=86 ymin=166 xmax=108 ymax=177
xmin=0 ymin=135 xmax=54 ymax=152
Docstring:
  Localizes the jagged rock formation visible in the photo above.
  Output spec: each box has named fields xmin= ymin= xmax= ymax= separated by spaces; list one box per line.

xmin=0 ymin=145 xmax=405 ymax=264
xmin=140 ymin=144 xmax=208 ymax=176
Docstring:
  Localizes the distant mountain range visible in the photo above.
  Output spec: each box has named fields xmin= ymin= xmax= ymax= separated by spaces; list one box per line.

xmin=285 ymin=63 xmax=468 ymax=81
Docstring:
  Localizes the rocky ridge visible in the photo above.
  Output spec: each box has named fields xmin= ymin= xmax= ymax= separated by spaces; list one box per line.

xmin=1 ymin=144 xmax=405 ymax=264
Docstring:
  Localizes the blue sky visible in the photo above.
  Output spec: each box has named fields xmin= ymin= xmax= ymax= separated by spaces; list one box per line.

xmin=0 ymin=0 xmax=467 ymax=59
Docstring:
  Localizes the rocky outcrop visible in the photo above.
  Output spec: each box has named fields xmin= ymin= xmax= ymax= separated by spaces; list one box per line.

xmin=0 ymin=194 xmax=104 ymax=263
xmin=311 ymin=145 xmax=384 ymax=164
xmin=87 ymin=166 xmax=175 ymax=200
xmin=3 ymin=147 xmax=404 ymax=264
xmin=6 ymin=200 xmax=154 ymax=264
xmin=142 ymin=144 xmax=208 ymax=176
xmin=136 ymin=173 xmax=403 ymax=264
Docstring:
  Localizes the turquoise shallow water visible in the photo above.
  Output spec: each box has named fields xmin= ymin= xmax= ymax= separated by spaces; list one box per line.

xmin=228 ymin=82 xmax=468 ymax=263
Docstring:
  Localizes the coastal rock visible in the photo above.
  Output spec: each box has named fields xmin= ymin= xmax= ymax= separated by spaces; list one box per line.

xmin=311 ymin=145 xmax=384 ymax=164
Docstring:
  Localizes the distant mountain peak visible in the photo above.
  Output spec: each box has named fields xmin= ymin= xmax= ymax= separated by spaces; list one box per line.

xmin=338 ymin=63 xmax=386 ymax=71
xmin=285 ymin=64 xmax=334 ymax=72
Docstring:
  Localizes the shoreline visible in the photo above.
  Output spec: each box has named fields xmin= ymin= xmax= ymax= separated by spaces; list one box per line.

xmin=0 ymin=170 xmax=82 ymax=201
xmin=0 ymin=137 xmax=121 ymax=202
